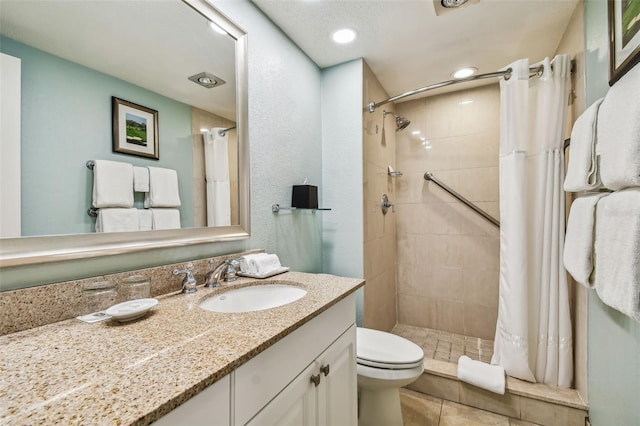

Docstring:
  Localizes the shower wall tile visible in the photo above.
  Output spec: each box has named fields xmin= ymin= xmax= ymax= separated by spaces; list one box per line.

xmin=396 ymin=84 xmax=500 ymax=339
xmin=363 ymin=267 xmax=397 ymax=332
xmin=463 ymin=304 xmax=499 ymax=341
xmin=362 ymin=61 xmax=397 ymax=330
xmin=460 ymin=235 xmax=500 ymax=269
xmin=462 ymin=268 xmax=499 ymax=308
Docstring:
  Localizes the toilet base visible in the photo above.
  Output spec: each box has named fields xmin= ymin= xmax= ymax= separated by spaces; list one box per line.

xmin=358 ymin=387 xmax=403 ymax=426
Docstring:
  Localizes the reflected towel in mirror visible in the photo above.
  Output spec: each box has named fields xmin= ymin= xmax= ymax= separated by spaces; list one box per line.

xmin=92 ymin=160 xmax=134 ymax=208
xmin=144 ymin=167 xmax=181 ymax=208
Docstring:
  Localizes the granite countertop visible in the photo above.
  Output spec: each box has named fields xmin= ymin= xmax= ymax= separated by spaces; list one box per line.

xmin=0 ymin=272 xmax=364 ymax=425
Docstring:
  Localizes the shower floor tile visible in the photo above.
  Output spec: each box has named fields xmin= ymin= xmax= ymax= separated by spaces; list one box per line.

xmin=392 ymin=324 xmax=494 ymax=364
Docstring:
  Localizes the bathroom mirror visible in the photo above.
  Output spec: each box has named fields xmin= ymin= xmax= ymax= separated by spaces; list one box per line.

xmin=0 ymin=0 xmax=250 ymax=268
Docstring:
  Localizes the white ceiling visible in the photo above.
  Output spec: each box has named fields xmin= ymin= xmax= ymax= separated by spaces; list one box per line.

xmin=0 ymin=1 xmax=237 ymax=120
xmin=252 ymin=0 xmax=580 ymax=101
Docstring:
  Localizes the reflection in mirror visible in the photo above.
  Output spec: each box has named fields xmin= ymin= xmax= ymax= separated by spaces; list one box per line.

xmin=0 ymin=0 xmax=238 ymax=237
xmin=0 ymin=0 xmax=250 ymax=268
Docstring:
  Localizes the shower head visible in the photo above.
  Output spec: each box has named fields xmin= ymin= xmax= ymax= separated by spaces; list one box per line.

xmin=383 ymin=110 xmax=411 ymax=132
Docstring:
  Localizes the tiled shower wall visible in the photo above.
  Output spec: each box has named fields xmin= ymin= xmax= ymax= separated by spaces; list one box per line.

xmin=395 ymin=85 xmax=500 ymax=340
xmin=362 ymin=61 xmax=397 ymax=331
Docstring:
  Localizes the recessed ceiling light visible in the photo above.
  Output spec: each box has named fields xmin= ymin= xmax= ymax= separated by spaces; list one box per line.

xmin=332 ymin=28 xmax=357 ymax=44
xmin=459 ymin=99 xmax=474 ymax=105
xmin=208 ymin=21 xmax=227 ymax=35
xmin=452 ymin=67 xmax=477 ymax=79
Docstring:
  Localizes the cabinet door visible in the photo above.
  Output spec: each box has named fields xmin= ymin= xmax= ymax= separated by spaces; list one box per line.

xmin=154 ymin=374 xmax=230 ymax=426
xmin=246 ymin=362 xmax=317 ymax=426
xmin=317 ymin=325 xmax=357 ymax=426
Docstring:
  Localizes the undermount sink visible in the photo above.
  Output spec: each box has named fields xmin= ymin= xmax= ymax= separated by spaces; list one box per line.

xmin=199 ymin=283 xmax=307 ymax=313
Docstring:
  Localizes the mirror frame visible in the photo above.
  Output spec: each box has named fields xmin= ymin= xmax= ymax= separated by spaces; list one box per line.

xmin=0 ymin=0 xmax=250 ymax=268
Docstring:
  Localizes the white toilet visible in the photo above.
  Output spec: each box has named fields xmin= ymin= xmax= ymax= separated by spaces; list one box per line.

xmin=356 ymin=327 xmax=425 ymax=426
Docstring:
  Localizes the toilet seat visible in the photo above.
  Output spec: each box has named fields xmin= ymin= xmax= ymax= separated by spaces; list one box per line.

xmin=356 ymin=327 xmax=424 ymax=370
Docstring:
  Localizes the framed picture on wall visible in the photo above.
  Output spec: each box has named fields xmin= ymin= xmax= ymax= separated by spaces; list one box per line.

xmin=608 ymin=0 xmax=640 ymax=85
xmin=112 ymin=97 xmax=159 ymax=159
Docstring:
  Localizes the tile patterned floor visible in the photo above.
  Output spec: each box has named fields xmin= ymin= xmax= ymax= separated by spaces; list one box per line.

xmin=400 ymin=389 xmax=541 ymax=426
xmin=392 ymin=324 xmax=494 ymax=364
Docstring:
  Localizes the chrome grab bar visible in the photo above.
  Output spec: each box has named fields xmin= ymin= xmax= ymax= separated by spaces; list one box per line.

xmin=423 ymin=172 xmax=500 ymax=228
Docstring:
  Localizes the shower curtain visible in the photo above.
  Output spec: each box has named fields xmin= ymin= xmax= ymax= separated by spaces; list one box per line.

xmin=204 ymin=128 xmax=231 ymax=227
xmin=492 ymin=55 xmax=573 ymax=387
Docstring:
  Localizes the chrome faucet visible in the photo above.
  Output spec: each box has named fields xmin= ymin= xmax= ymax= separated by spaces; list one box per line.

xmin=204 ymin=258 xmax=240 ymax=288
xmin=173 ymin=262 xmax=197 ymax=294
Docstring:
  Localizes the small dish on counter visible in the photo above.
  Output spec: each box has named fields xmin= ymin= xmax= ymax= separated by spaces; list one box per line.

xmin=237 ymin=266 xmax=290 ymax=279
xmin=105 ymin=298 xmax=158 ymax=322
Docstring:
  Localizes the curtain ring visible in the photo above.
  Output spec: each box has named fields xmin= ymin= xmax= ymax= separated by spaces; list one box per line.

xmin=504 ymin=67 xmax=513 ymax=81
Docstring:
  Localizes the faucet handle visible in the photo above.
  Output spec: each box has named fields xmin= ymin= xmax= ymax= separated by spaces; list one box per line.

xmin=224 ymin=259 xmax=240 ymax=283
xmin=173 ymin=262 xmax=197 ymax=294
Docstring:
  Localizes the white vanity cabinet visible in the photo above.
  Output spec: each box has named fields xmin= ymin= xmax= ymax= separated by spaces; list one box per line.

xmin=245 ymin=325 xmax=356 ymax=426
xmin=155 ymin=293 xmax=357 ymax=426
xmin=154 ymin=374 xmax=231 ymax=426
xmin=237 ymin=294 xmax=357 ymax=426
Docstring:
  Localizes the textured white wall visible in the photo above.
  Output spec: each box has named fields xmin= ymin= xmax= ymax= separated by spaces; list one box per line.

xmin=321 ymin=59 xmax=364 ymax=323
xmin=2 ymin=0 xmax=324 ymax=288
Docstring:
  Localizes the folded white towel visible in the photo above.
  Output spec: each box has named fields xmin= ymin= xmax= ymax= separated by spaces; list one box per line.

xmin=95 ymin=208 xmax=139 ymax=233
xmin=133 ymin=166 xmax=150 ymax=192
xmin=564 ymin=98 xmax=604 ymax=192
xmin=239 ymin=253 xmax=269 ymax=275
xmin=594 ymin=188 xmax=640 ymax=322
xmin=457 ymin=355 xmax=506 ymax=395
xmin=597 ymin=65 xmax=640 ymax=190
xmin=250 ymin=254 xmax=282 ymax=275
xmin=138 ymin=209 xmax=153 ymax=231
xmin=150 ymin=208 xmax=181 ymax=230
xmin=563 ymin=192 xmax=609 ymax=287
xmin=144 ymin=167 xmax=181 ymax=208
xmin=92 ymin=160 xmax=134 ymax=208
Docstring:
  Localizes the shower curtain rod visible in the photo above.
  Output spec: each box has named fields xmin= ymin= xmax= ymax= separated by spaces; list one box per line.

xmin=368 ymin=61 xmax=574 ymax=113
xmin=218 ymin=126 xmax=236 ymax=136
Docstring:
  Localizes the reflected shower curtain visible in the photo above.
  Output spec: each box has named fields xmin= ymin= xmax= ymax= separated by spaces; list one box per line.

xmin=204 ymin=128 xmax=231 ymax=227
xmin=492 ymin=55 xmax=573 ymax=387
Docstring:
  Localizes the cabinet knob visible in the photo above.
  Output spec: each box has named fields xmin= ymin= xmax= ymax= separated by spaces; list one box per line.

xmin=320 ymin=364 xmax=330 ymax=376
xmin=310 ymin=373 xmax=321 ymax=387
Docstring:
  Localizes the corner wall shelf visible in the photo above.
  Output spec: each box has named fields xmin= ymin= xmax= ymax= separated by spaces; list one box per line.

xmin=272 ymin=204 xmax=332 ymax=214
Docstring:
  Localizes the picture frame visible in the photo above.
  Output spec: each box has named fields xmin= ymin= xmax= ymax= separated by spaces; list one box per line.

xmin=112 ymin=97 xmax=159 ymax=159
xmin=608 ymin=0 xmax=640 ymax=86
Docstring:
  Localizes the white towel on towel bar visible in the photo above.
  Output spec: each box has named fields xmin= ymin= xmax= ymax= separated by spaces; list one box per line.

xmin=138 ymin=209 xmax=153 ymax=231
xmin=133 ymin=166 xmax=150 ymax=192
xmin=597 ymin=64 xmax=640 ymax=190
xmin=150 ymin=208 xmax=181 ymax=230
xmin=92 ymin=160 xmax=134 ymax=208
xmin=563 ymin=98 xmax=604 ymax=192
xmin=457 ymin=355 xmax=506 ymax=395
xmin=563 ymin=192 xmax=609 ymax=287
xmin=95 ymin=208 xmax=139 ymax=233
xmin=144 ymin=167 xmax=181 ymax=208
xmin=593 ymin=188 xmax=640 ymax=322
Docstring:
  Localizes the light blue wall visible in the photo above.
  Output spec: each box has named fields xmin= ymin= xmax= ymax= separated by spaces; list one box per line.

xmin=321 ymin=59 xmax=365 ymax=324
xmin=0 ymin=36 xmax=194 ymax=235
xmin=584 ymin=1 xmax=640 ymax=424
xmin=0 ymin=0 xmax=324 ymax=289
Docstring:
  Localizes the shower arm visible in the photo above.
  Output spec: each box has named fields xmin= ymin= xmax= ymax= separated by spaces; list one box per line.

xmin=367 ymin=61 xmax=574 ymax=113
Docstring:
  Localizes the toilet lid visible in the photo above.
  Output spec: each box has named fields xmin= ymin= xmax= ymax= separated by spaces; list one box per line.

xmin=356 ymin=327 xmax=424 ymax=369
